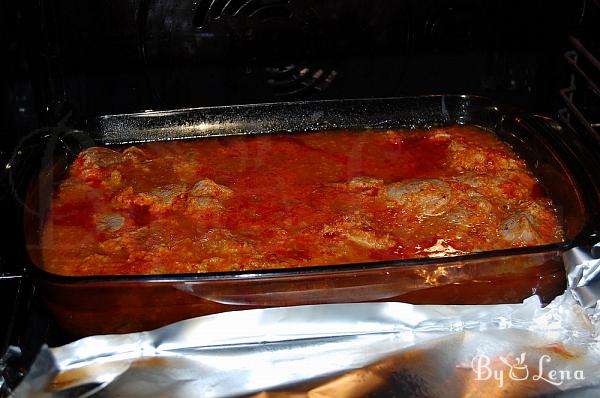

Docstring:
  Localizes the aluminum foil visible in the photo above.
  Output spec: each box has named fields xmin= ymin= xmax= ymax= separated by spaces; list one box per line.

xmin=562 ymin=242 xmax=600 ymax=310
xmin=10 ymin=245 xmax=600 ymax=397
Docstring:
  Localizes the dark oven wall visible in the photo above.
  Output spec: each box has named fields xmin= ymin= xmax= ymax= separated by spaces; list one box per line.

xmin=0 ymin=0 xmax=590 ymax=136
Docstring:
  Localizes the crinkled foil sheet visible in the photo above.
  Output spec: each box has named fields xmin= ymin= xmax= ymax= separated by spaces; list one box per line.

xmin=10 ymin=245 xmax=600 ymax=397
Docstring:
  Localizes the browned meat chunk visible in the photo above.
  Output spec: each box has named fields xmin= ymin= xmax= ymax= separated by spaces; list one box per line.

xmin=385 ymin=179 xmax=450 ymax=217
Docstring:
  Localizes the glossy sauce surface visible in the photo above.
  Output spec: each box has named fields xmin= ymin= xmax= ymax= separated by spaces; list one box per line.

xmin=42 ymin=126 xmax=564 ymax=276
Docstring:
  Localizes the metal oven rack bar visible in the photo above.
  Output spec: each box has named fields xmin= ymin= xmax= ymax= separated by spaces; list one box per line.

xmin=559 ymin=34 xmax=600 ymax=139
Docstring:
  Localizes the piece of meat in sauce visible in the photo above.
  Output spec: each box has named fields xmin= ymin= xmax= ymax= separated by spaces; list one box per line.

xmin=131 ymin=183 xmax=188 ymax=213
xmin=499 ymin=201 xmax=561 ymax=245
xmin=453 ymin=170 xmax=538 ymax=202
xmin=95 ymin=213 xmax=126 ymax=232
xmin=443 ymin=127 xmax=526 ymax=173
xmin=186 ymin=179 xmax=234 ymax=215
xmin=385 ymin=179 xmax=450 ymax=217
xmin=322 ymin=178 xmax=395 ymax=250
xmin=71 ymin=147 xmax=125 ymax=189
xmin=323 ymin=213 xmax=395 ymax=250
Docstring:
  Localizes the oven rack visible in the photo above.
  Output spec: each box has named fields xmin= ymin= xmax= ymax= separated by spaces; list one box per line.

xmin=558 ymin=31 xmax=600 ymax=140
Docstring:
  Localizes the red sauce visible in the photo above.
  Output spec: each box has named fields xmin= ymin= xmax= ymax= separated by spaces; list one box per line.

xmin=41 ymin=126 xmax=564 ymax=276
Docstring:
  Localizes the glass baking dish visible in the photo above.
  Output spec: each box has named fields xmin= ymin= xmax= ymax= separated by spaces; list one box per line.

xmin=18 ymin=95 xmax=600 ymax=337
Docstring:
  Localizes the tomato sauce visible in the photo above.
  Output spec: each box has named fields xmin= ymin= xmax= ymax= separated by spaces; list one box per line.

xmin=41 ymin=125 xmax=564 ymax=276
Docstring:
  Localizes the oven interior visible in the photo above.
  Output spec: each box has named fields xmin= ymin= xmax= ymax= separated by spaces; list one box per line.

xmin=1 ymin=0 xmax=599 ymax=395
